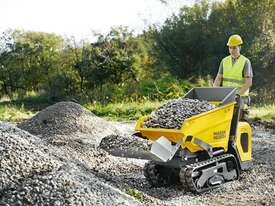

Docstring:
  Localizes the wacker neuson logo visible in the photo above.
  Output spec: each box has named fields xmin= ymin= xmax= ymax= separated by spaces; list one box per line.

xmin=213 ymin=131 xmax=226 ymax=139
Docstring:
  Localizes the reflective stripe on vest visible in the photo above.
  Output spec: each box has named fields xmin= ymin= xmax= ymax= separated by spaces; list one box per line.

xmin=222 ymin=55 xmax=249 ymax=96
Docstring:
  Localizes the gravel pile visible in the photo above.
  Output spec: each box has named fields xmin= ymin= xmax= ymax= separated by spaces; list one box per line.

xmin=99 ymin=134 xmax=153 ymax=160
xmin=0 ymin=123 xmax=142 ymax=205
xmin=18 ymin=101 xmax=119 ymax=146
xmin=100 ymin=135 xmax=151 ymax=152
xmin=143 ymin=98 xmax=216 ymax=129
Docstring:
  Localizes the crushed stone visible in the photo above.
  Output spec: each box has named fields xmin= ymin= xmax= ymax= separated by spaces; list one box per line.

xmin=0 ymin=123 xmax=140 ymax=205
xmin=0 ymin=123 xmax=142 ymax=206
xmin=143 ymin=98 xmax=216 ymax=129
xmin=18 ymin=101 xmax=120 ymax=147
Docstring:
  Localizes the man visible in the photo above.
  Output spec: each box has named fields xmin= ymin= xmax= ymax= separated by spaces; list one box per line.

xmin=213 ymin=34 xmax=253 ymax=97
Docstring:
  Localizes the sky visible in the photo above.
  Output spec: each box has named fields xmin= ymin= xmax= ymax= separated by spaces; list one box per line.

xmin=0 ymin=0 xmax=196 ymax=41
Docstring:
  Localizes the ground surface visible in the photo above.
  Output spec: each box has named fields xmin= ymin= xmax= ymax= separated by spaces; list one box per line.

xmin=0 ymin=101 xmax=274 ymax=206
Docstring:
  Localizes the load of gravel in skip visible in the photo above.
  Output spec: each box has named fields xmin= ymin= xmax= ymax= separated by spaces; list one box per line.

xmin=0 ymin=123 xmax=142 ymax=205
xmin=143 ymin=98 xmax=216 ymax=129
xmin=18 ymin=101 xmax=119 ymax=146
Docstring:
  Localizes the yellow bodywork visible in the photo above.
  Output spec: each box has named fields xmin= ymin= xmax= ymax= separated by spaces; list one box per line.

xmin=135 ymin=102 xmax=235 ymax=153
xmin=236 ymin=121 xmax=252 ymax=161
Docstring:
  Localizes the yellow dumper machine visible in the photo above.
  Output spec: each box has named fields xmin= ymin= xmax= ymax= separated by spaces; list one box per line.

xmin=135 ymin=87 xmax=252 ymax=193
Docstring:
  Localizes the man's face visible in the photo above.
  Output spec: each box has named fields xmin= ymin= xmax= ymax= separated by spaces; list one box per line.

xmin=229 ymin=46 xmax=241 ymax=57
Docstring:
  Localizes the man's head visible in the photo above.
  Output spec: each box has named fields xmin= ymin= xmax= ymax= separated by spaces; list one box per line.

xmin=227 ymin=34 xmax=243 ymax=58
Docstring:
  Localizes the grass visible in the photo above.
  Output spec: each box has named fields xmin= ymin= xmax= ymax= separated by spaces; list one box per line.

xmin=0 ymin=94 xmax=274 ymax=124
xmin=0 ymin=94 xmax=53 ymax=122
xmin=0 ymin=95 xmax=164 ymax=122
xmin=0 ymin=104 xmax=35 ymax=122
xmin=85 ymin=100 xmax=164 ymax=121
xmin=86 ymin=102 xmax=275 ymax=123
xmin=250 ymin=104 xmax=275 ymax=122
xmin=125 ymin=188 xmax=144 ymax=201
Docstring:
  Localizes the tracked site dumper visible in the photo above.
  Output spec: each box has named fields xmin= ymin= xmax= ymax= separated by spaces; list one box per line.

xmin=110 ymin=87 xmax=252 ymax=193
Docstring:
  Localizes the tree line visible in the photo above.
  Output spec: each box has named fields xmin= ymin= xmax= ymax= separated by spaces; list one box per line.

xmin=0 ymin=0 xmax=274 ymax=103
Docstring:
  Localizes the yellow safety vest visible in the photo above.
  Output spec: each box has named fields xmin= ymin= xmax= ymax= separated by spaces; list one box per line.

xmin=222 ymin=55 xmax=249 ymax=96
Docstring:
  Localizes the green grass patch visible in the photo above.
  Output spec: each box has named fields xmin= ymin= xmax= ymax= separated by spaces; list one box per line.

xmin=125 ymin=188 xmax=144 ymax=201
xmin=0 ymin=95 xmax=53 ymax=111
xmin=0 ymin=94 xmax=53 ymax=122
xmin=1 ymin=95 xmax=275 ymax=124
xmin=0 ymin=104 xmax=35 ymax=122
xmin=250 ymin=104 xmax=275 ymax=123
xmin=85 ymin=101 xmax=164 ymax=121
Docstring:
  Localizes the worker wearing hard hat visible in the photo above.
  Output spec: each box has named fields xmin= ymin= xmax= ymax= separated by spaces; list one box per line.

xmin=213 ymin=34 xmax=253 ymax=96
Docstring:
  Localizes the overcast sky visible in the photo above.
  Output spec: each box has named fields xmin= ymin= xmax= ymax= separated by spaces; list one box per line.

xmin=0 ymin=0 xmax=196 ymax=41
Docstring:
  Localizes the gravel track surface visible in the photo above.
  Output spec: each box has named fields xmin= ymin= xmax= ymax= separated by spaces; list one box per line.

xmin=1 ymin=101 xmax=274 ymax=205
xmin=97 ymin=126 xmax=275 ymax=206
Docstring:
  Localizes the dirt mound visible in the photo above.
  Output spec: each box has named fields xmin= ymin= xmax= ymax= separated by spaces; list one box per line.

xmin=0 ymin=123 xmax=142 ymax=205
xmin=18 ymin=101 xmax=119 ymax=146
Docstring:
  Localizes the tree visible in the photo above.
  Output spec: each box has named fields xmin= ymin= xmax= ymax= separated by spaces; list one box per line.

xmin=74 ymin=27 xmax=139 ymax=101
xmin=0 ymin=30 xmax=67 ymax=98
xmin=150 ymin=0 xmax=211 ymax=78
xmin=149 ymin=0 xmax=275 ymax=92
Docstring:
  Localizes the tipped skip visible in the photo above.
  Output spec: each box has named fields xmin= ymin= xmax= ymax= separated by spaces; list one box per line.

xmin=99 ymin=134 xmax=182 ymax=161
xmin=103 ymin=147 xmax=161 ymax=161
xmin=151 ymin=136 xmax=183 ymax=162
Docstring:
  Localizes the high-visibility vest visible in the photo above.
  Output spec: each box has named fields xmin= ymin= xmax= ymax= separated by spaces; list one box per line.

xmin=222 ymin=55 xmax=249 ymax=96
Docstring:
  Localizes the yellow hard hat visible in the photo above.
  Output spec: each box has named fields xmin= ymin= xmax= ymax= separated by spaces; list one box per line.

xmin=227 ymin=34 xmax=243 ymax=46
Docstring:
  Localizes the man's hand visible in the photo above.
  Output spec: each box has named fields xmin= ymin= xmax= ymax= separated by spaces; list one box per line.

xmin=213 ymin=74 xmax=222 ymax=87
xmin=239 ymin=77 xmax=252 ymax=95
